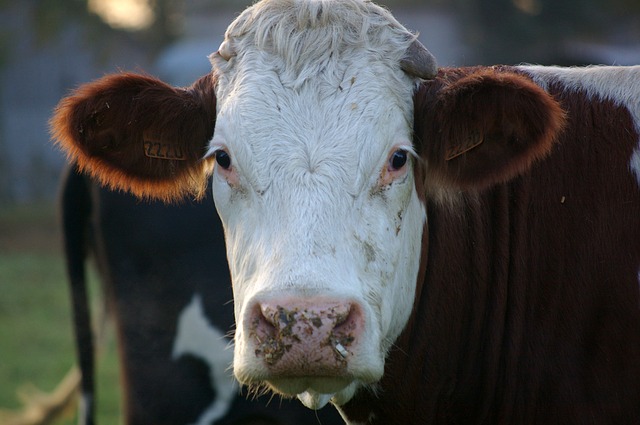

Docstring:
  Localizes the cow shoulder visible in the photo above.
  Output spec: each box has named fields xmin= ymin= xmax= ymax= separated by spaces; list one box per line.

xmin=413 ymin=66 xmax=566 ymax=194
xmin=50 ymin=73 xmax=217 ymax=202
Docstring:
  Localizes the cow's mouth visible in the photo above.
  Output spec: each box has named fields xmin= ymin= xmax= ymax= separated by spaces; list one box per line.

xmin=268 ymin=376 xmax=353 ymax=396
xmin=265 ymin=377 xmax=361 ymax=409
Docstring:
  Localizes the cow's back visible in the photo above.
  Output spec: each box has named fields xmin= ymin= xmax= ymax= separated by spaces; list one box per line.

xmin=92 ymin=183 xmax=228 ymax=424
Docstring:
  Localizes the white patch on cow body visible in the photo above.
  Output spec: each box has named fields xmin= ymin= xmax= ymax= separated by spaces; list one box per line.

xmin=521 ymin=65 xmax=640 ymax=186
xmin=208 ymin=0 xmax=426 ymax=408
xmin=79 ymin=392 xmax=93 ymax=425
xmin=631 ymin=147 xmax=640 ymax=185
xmin=172 ymin=294 xmax=237 ymax=425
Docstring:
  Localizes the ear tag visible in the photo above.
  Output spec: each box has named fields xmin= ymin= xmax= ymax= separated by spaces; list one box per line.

xmin=445 ymin=133 xmax=484 ymax=161
xmin=143 ymin=132 xmax=186 ymax=161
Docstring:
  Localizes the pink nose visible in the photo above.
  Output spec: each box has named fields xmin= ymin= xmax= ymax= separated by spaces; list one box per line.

xmin=248 ymin=298 xmax=363 ymax=374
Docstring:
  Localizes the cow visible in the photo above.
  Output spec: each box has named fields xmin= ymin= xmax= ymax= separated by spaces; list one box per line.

xmin=59 ymin=164 xmax=343 ymax=425
xmin=50 ymin=0 xmax=640 ymax=424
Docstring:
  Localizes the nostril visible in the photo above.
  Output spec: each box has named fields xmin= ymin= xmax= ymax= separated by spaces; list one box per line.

xmin=330 ymin=304 xmax=362 ymax=356
xmin=249 ymin=303 xmax=288 ymax=365
xmin=332 ymin=304 xmax=360 ymax=333
xmin=250 ymin=303 xmax=277 ymax=338
xmin=258 ymin=304 xmax=297 ymax=329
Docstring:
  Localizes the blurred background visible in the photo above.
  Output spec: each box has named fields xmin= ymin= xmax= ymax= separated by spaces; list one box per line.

xmin=0 ymin=0 xmax=638 ymax=424
xmin=1 ymin=0 xmax=640 ymax=205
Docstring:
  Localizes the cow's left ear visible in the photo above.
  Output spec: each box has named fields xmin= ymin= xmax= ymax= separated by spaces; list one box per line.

xmin=50 ymin=72 xmax=217 ymax=202
xmin=413 ymin=67 xmax=565 ymax=192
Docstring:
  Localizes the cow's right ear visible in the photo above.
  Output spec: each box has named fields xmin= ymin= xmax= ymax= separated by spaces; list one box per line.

xmin=50 ymin=72 xmax=217 ymax=202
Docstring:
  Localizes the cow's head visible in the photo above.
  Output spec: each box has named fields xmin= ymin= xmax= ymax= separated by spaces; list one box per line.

xmin=51 ymin=0 xmax=564 ymax=412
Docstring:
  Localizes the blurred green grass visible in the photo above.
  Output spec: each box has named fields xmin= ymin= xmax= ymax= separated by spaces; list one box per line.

xmin=0 ymin=203 xmax=121 ymax=425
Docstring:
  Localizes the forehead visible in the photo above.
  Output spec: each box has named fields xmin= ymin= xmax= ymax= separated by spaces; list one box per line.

xmin=215 ymin=66 xmax=410 ymax=154
xmin=210 ymin=0 xmax=418 ymax=177
xmin=213 ymin=74 xmax=413 ymax=197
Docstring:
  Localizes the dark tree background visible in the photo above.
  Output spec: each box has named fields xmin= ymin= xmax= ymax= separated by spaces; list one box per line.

xmin=10 ymin=0 xmax=640 ymax=64
xmin=450 ymin=0 xmax=640 ymax=64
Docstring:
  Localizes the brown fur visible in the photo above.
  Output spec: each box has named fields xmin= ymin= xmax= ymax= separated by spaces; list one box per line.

xmin=50 ymin=73 xmax=217 ymax=202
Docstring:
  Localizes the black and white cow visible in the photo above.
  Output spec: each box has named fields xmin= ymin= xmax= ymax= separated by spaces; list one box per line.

xmin=60 ymin=164 xmax=342 ymax=425
xmin=52 ymin=1 xmax=640 ymax=424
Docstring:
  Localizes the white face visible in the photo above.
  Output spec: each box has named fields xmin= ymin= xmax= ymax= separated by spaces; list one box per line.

xmin=207 ymin=0 xmax=427 ymax=409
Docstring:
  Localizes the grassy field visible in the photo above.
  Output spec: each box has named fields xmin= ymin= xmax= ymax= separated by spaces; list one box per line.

xmin=0 ymin=203 xmax=121 ymax=425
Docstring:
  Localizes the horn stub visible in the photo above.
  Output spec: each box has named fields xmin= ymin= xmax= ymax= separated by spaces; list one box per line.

xmin=401 ymin=39 xmax=438 ymax=80
xmin=217 ymin=40 xmax=234 ymax=61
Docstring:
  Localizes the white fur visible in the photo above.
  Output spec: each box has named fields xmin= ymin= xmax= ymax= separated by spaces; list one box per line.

xmin=172 ymin=294 xmax=237 ymax=425
xmin=521 ymin=65 xmax=640 ymax=186
xmin=208 ymin=0 xmax=426 ymax=408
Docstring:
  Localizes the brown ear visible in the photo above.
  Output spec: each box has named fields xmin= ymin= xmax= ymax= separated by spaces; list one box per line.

xmin=413 ymin=67 xmax=565 ymax=192
xmin=50 ymin=72 xmax=217 ymax=202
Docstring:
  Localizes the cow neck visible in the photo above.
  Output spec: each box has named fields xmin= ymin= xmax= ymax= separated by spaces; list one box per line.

xmin=340 ymin=185 xmax=533 ymax=423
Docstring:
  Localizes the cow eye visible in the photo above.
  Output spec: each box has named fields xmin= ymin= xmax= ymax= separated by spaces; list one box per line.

xmin=215 ymin=150 xmax=231 ymax=170
xmin=389 ymin=149 xmax=408 ymax=170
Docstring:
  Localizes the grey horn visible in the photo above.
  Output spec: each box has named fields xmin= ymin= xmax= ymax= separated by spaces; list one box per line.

xmin=217 ymin=40 xmax=235 ymax=61
xmin=400 ymin=39 xmax=438 ymax=80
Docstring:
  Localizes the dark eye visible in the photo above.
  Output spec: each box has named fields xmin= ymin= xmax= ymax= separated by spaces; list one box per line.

xmin=389 ymin=149 xmax=408 ymax=170
xmin=215 ymin=150 xmax=231 ymax=170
